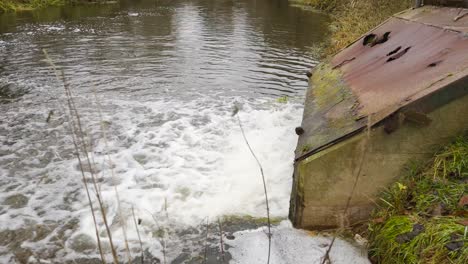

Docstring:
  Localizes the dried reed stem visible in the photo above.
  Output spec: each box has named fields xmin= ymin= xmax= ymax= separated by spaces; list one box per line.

xmin=147 ymin=210 xmax=167 ymax=264
xmin=234 ymin=108 xmax=271 ymax=264
xmin=92 ymin=88 xmax=132 ymax=263
xmin=132 ymin=206 xmax=144 ymax=264
xmin=43 ymin=50 xmax=119 ymax=264
xmin=204 ymin=217 xmax=209 ymax=264
xmin=218 ymin=218 xmax=225 ymax=263
xmin=43 ymin=50 xmax=106 ymax=264
xmin=320 ymin=116 xmax=372 ymax=264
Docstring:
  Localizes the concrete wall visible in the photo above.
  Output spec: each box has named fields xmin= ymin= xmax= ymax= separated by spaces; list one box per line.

xmin=289 ymin=92 xmax=468 ymax=230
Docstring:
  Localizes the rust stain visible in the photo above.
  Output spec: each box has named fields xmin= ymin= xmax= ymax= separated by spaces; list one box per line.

xmin=296 ymin=6 xmax=468 ymax=160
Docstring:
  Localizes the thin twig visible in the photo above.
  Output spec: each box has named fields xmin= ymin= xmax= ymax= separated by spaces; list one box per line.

xmin=234 ymin=108 xmax=271 ymax=264
xmin=218 ymin=218 xmax=225 ymax=263
xmin=204 ymin=217 xmax=209 ymax=264
xmin=92 ymin=87 xmax=132 ymax=263
xmin=43 ymin=50 xmax=119 ymax=264
xmin=320 ymin=116 xmax=372 ymax=264
xmin=67 ymin=79 xmax=119 ymax=264
xmin=146 ymin=210 xmax=167 ymax=264
xmin=43 ymin=50 xmax=106 ymax=264
xmin=132 ymin=206 xmax=144 ymax=264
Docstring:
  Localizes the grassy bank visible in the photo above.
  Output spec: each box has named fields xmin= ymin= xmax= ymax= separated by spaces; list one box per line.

xmin=292 ymin=0 xmax=412 ymax=56
xmin=0 ymin=0 xmax=114 ymax=13
xmin=0 ymin=0 xmax=66 ymax=12
xmin=366 ymin=136 xmax=468 ymax=263
xmin=292 ymin=1 xmax=467 ymax=263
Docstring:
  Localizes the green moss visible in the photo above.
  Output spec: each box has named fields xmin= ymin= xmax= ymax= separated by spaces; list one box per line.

xmin=308 ymin=62 xmax=360 ymax=134
xmin=221 ymin=215 xmax=283 ymax=226
xmin=368 ymin=135 xmax=468 ymax=264
xmin=310 ymin=63 xmax=349 ymax=109
xmin=277 ymin=95 xmax=289 ymax=104
xmin=301 ymin=144 xmax=311 ymax=153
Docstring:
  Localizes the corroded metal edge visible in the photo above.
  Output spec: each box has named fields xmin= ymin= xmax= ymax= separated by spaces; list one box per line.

xmin=295 ymin=6 xmax=468 ymax=161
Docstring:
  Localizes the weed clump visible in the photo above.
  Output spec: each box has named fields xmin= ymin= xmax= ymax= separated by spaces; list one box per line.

xmin=368 ymin=136 xmax=468 ymax=264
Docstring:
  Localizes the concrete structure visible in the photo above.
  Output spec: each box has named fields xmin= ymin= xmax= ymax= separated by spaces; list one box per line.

xmin=289 ymin=6 xmax=468 ymax=229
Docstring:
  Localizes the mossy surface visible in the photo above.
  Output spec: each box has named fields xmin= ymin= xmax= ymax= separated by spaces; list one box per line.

xmin=310 ymin=63 xmax=350 ymax=110
xmin=296 ymin=62 xmax=362 ymax=157
xmin=368 ymin=136 xmax=468 ymax=264
xmin=219 ymin=215 xmax=284 ymax=234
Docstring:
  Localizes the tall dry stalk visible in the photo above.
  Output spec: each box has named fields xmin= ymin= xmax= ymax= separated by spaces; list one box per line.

xmin=232 ymin=105 xmax=271 ymax=264
xmin=43 ymin=50 xmax=119 ymax=264
xmin=218 ymin=218 xmax=225 ymax=263
xmin=132 ymin=206 xmax=144 ymax=264
xmin=146 ymin=210 xmax=167 ymax=264
xmin=320 ymin=116 xmax=372 ymax=264
xmin=92 ymin=88 xmax=133 ymax=263
xmin=204 ymin=217 xmax=209 ymax=264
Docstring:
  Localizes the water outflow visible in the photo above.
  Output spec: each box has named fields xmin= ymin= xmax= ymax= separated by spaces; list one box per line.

xmin=0 ymin=0 xmax=332 ymax=262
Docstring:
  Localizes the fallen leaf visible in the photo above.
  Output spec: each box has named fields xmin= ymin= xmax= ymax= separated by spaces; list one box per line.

xmin=456 ymin=219 xmax=468 ymax=226
xmin=458 ymin=195 xmax=468 ymax=207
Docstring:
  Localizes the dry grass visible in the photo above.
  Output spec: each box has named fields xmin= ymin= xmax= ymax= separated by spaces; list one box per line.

xmin=368 ymin=135 xmax=468 ymax=264
xmin=294 ymin=0 xmax=412 ymax=56
xmin=0 ymin=0 xmax=65 ymax=13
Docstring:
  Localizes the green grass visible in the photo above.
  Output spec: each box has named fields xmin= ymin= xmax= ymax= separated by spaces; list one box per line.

xmin=368 ymin=135 xmax=468 ymax=264
xmin=370 ymin=216 xmax=467 ymax=264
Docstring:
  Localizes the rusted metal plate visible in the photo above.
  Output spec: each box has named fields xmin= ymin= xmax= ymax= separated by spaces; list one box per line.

xmin=296 ymin=7 xmax=468 ymax=160
xmin=396 ymin=6 xmax=468 ymax=33
xmin=423 ymin=0 xmax=468 ymax=8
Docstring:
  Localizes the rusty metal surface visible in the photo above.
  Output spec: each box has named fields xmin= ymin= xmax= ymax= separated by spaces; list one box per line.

xmin=296 ymin=7 xmax=468 ymax=160
xmin=396 ymin=6 xmax=468 ymax=33
xmin=423 ymin=0 xmax=468 ymax=8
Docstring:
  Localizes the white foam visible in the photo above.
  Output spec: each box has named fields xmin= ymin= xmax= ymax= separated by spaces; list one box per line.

xmin=0 ymin=89 xmax=370 ymax=262
xmin=68 ymin=97 xmax=303 ymax=252
xmin=227 ymin=221 xmax=371 ymax=264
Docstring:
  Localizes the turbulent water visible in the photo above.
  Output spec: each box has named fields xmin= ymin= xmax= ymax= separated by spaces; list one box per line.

xmin=0 ymin=0 xmax=369 ymax=263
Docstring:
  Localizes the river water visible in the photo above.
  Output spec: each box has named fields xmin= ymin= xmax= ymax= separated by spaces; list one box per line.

xmin=0 ymin=0 xmax=369 ymax=263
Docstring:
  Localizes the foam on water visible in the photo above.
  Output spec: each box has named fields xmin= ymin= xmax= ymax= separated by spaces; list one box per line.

xmin=228 ymin=221 xmax=370 ymax=264
xmin=0 ymin=0 xmax=366 ymax=261
xmin=0 ymin=92 xmax=310 ymax=261
xmin=72 ymin=96 xmax=303 ymax=257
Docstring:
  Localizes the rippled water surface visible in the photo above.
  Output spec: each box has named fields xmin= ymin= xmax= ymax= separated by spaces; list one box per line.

xmin=0 ymin=1 xmax=360 ymax=263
